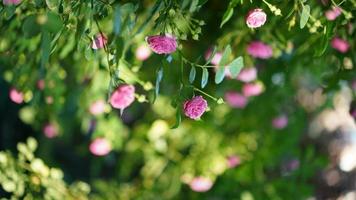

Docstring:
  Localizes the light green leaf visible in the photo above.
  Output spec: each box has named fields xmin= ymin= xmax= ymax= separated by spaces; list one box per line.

xmin=189 ymin=66 xmax=196 ymax=83
xmin=201 ymin=68 xmax=209 ymax=88
xmin=229 ymin=56 xmax=244 ymax=78
xmin=220 ymin=8 xmax=234 ymax=28
xmin=219 ymin=45 xmax=231 ymax=67
xmin=215 ymin=66 xmax=225 ymax=84
xmin=113 ymin=5 xmax=121 ymax=35
xmin=300 ymin=5 xmax=310 ymax=29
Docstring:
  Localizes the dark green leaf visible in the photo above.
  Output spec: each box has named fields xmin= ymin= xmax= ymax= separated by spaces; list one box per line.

xmin=314 ymin=22 xmax=335 ymax=57
xmin=229 ymin=56 xmax=244 ymax=78
xmin=201 ymin=68 xmax=209 ymax=88
xmin=171 ymin=108 xmax=182 ymax=129
xmin=41 ymin=31 xmax=51 ymax=68
xmin=22 ymin=15 xmax=41 ymax=38
xmin=220 ymin=8 xmax=234 ymax=28
xmin=300 ymin=5 xmax=310 ymax=29
xmin=43 ymin=12 xmax=63 ymax=33
xmin=189 ymin=66 xmax=196 ymax=83
xmin=215 ymin=66 xmax=225 ymax=84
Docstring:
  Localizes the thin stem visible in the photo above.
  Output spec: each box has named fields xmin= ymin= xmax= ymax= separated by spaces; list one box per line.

xmin=193 ymin=87 xmax=219 ymax=102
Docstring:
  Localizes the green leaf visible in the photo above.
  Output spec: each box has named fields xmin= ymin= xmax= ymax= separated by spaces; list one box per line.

xmin=219 ymin=45 xmax=231 ymax=67
xmin=171 ymin=108 xmax=182 ymax=129
xmin=22 ymin=15 xmax=41 ymax=38
xmin=41 ymin=31 xmax=51 ymax=68
xmin=229 ymin=56 xmax=244 ymax=78
xmin=189 ymin=66 xmax=196 ymax=83
xmin=46 ymin=0 xmax=59 ymax=11
xmin=314 ymin=22 xmax=335 ymax=57
xmin=300 ymin=5 xmax=310 ymax=29
xmin=115 ymin=37 xmax=124 ymax=61
xmin=220 ymin=8 xmax=234 ymax=28
xmin=155 ymin=67 xmax=163 ymax=97
xmin=201 ymin=68 xmax=209 ymax=88
xmin=204 ymin=46 xmax=217 ymax=65
xmin=215 ymin=66 xmax=225 ymax=84
xmin=113 ymin=5 xmax=121 ymax=35
xmin=43 ymin=12 xmax=63 ymax=33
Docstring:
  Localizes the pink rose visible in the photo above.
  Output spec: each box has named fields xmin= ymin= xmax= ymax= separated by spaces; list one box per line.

xmin=146 ymin=34 xmax=177 ymax=54
xmin=246 ymin=9 xmax=267 ymax=28
xmin=9 ymin=88 xmax=23 ymax=104
xmin=43 ymin=123 xmax=58 ymax=138
xmin=183 ymin=96 xmax=208 ymax=120
xmin=205 ymin=48 xmax=223 ymax=66
xmin=325 ymin=7 xmax=342 ymax=21
xmin=3 ymin=0 xmax=21 ymax=5
xmin=225 ymin=91 xmax=248 ymax=108
xmin=37 ymin=79 xmax=45 ymax=90
xmin=110 ymin=84 xmax=135 ymax=110
xmin=247 ymin=41 xmax=273 ymax=59
xmin=89 ymin=138 xmax=111 ymax=156
xmin=331 ymin=37 xmax=349 ymax=53
xmin=227 ymin=155 xmax=241 ymax=168
xmin=89 ymin=100 xmax=106 ymax=115
xmin=91 ymin=34 xmax=107 ymax=50
xmin=135 ymin=44 xmax=152 ymax=61
xmin=189 ymin=177 xmax=213 ymax=192
xmin=242 ymin=82 xmax=264 ymax=97
xmin=237 ymin=67 xmax=257 ymax=82
xmin=272 ymin=115 xmax=288 ymax=129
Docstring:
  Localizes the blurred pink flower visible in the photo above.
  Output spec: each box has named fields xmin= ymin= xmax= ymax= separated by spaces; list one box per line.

xmin=247 ymin=41 xmax=273 ymax=59
xmin=272 ymin=115 xmax=288 ymax=129
xmin=43 ymin=123 xmax=58 ymax=138
xmin=9 ymin=88 xmax=23 ymax=104
xmin=3 ymin=0 xmax=21 ymax=5
xmin=205 ymin=49 xmax=223 ymax=66
xmin=37 ymin=79 xmax=45 ymax=90
xmin=46 ymin=96 xmax=53 ymax=104
xmin=225 ymin=91 xmax=248 ymax=108
xmin=331 ymin=37 xmax=349 ymax=53
xmin=242 ymin=82 xmax=264 ymax=97
xmin=110 ymin=84 xmax=135 ymax=110
xmin=237 ymin=67 xmax=257 ymax=82
xmin=89 ymin=100 xmax=106 ymax=115
xmin=352 ymin=80 xmax=356 ymax=91
xmin=91 ymin=34 xmax=107 ymax=50
xmin=325 ymin=7 xmax=341 ymax=21
xmin=189 ymin=177 xmax=213 ymax=192
xmin=246 ymin=9 xmax=267 ymax=28
xmin=183 ymin=96 xmax=208 ymax=120
xmin=89 ymin=138 xmax=111 ymax=156
xmin=135 ymin=44 xmax=151 ymax=61
xmin=227 ymin=155 xmax=241 ymax=168
xmin=146 ymin=34 xmax=177 ymax=54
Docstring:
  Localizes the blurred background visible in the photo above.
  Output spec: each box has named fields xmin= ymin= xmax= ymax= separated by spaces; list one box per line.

xmin=0 ymin=0 xmax=356 ymax=199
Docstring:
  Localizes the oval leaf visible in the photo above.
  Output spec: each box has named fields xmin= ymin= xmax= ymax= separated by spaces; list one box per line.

xmin=300 ymin=5 xmax=310 ymax=29
xmin=189 ymin=66 xmax=196 ymax=83
xmin=201 ymin=68 xmax=209 ymax=88
xmin=215 ymin=66 xmax=225 ymax=84
xmin=229 ymin=56 xmax=244 ymax=78
xmin=219 ymin=45 xmax=231 ymax=67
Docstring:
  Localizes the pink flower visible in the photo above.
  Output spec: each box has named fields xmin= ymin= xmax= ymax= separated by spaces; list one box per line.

xmin=242 ymin=82 xmax=264 ymax=97
xmin=237 ymin=67 xmax=257 ymax=82
xmin=189 ymin=177 xmax=213 ymax=192
xmin=146 ymin=34 xmax=177 ymax=54
xmin=110 ymin=84 xmax=135 ymax=110
xmin=89 ymin=100 xmax=106 ymax=115
xmin=91 ymin=34 xmax=107 ymax=50
xmin=89 ymin=138 xmax=111 ymax=156
xmin=247 ymin=41 xmax=273 ymax=59
xmin=246 ymin=9 xmax=267 ymax=28
xmin=46 ymin=96 xmax=53 ymax=104
xmin=9 ymin=88 xmax=23 ymax=104
xmin=227 ymin=155 xmax=241 ymax=168
xmin=43 ymin=123 xmax=58 ymax=138
xmin=135 ymin=44 xmax=152 ymax=61
xmin=272 ymin=115 xmax=288 ymax=129
xmin=183 ymin=96 xmax=208 ymax=120
xmin=325 ymin=7 xmax=342 ymax=21
xmin=225 ymin=92 xmax=248 ymax=108
xmin=3 ymin=0 xmax=21 ymax=5
xmin=37 ymin=80 xmax=45 ymax=90
xmin=331 ymin=37 xmax=350 ymax=53
xmin=205 ymin=49 xmax=223 ymax=66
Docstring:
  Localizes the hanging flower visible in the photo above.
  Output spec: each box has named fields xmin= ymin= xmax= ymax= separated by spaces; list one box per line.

xmin=242 ymin=82 xmax=264 ymax=97
xmin=146 ymin=34 xmax=177 ymax=54
xmin=2 ymin=0 xmax=21 ymax=5
xmin=43 ymin=123 xmax=58 ymax=138
xmin=89 ymin=100 xmax=106 ymax=116
xmin=247 ymin=41 xmax=273 ymax=59
xmin=325 ymin=7 xmax=342 ymax=21
xmin=110 ymin=84 xmax=135 ymax=111
xmin=189 ymin=177 xmax=213 ymax=192
xmin=237 ymin=67 xmax=257 ymax=82
xmin=246 ymin=9 xmax=267 ymax=28
xmin=135 ymin=44 xmax=152 ymax=61
xmin=225 ymin=92 xmax=248 ymax=108
xmin=331 ymin=37 xmax=350 ymax=53
xmin=272 ymin=115 xmax=288 ymax=129
xmin=183 ymin=96 xmax=208 ymax=120
xmin=89 ymin=138 xmax=112 ymax=156
xmin=91 ymin=34 xmax=107 ymax=50
xmin=9 ymin=88 xmax=23 ymax=104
